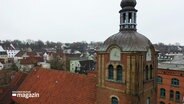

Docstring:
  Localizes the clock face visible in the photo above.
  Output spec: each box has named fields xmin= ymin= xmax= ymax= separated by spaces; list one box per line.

xmin=110 ymin=48 xmax=121 ymax=61
xmin=146 ymin=48 xmax=152 ymax=61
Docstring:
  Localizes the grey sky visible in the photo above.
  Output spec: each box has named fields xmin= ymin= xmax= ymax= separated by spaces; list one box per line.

xmin=0 ymin=0 xmax=184 ymax=45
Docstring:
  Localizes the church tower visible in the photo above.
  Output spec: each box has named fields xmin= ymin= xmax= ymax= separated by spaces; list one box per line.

xmin=96 ymin=0 xmax=157 ymax=104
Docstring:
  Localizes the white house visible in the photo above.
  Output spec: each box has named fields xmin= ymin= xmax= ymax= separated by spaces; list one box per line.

xmin=6 ymin=50 xmax=20 ymax=58
xmin=43 ymin=52 xmax=54 ymax=62
xmin=37 ymin=62 xmax=51 ymax=69
xmin=70 ymin=60 xmax=80 ymax=73
xmin=1 ymin=44 xmax=20 ymax=58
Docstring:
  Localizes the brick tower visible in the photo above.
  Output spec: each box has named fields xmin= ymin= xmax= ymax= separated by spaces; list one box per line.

xmin=96 ymin=0 xmax=157 ymax=104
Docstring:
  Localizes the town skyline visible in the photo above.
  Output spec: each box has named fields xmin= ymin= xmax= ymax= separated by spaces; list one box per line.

xmin=0 ymin=0 xmax=184 ymax=103
xmin=0 ymin=0 xmax=184 ymax=45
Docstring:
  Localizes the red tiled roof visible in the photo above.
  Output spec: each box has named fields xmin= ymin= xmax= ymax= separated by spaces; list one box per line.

xmin=13 ymin=68 xmax=97 ymax=104
xmin=20 ymin=57 xmax=43 ymax=65
xmin=15 ymin=51 xmax=39 ymax=57
xmin=27 ymin=52 xmax=38 ymax=57
xmin=0 ymin=71 xmax=27 ymax=104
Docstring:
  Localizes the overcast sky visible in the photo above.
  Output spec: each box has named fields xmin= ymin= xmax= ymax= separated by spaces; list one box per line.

xmin=0 ymin=0 xmax=184 ymax=45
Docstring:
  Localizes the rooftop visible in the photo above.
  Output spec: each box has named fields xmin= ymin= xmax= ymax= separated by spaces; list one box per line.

xmin=13 ymin=67 xmax=97 ymax=104
xmin=101 ymin=31 xmax=153 ymax=52
xmin=158 ymin=54 xmax=184 ymax=70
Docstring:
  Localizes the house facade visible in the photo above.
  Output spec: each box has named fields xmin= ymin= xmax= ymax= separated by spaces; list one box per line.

xmin=157 ymin=68 xmax=184 ymax=104
xmin=70 ymin=60 xmax=80 ymax=73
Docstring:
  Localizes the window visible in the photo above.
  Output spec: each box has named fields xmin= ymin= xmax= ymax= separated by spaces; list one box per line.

xmin=116 ymin=65 xmax=122 ymax=81
xmin=160 ymin=88 xmax=166 ymax=98
xmin=150 ymin=65 xmax=153 ymax=79
xmin=157 ymin=76 xmax=162 ymax=84
xmin=175 ymin=91 xmax=180 ymax=101
xmin=171 ymin=78 xmax=179 ymax=86
xmin=146 ymin=65 xmax=149 ymax=80
xmin=112 ymin=97 xmax=118 ymax=104
xmin=170 ymin=90 xmax=174 ymax=100
xmin=108 ymin=65 xmax=114 ymax=80
xmin=123 ymin=13 xmax=126 ymax=23
xmin=128 ymin=12 xmax=132 ymax=23
xmin=146 ymin=97 xmax=150 ymax=104
xmin=160 ymin=101 xmax=165 ymax=104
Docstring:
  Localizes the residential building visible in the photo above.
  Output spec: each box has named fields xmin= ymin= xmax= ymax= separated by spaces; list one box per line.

xmin=14 ymin=51 xmax=25 ymax=63
xmin=79 ymin=60 xmax=95 ymax=72
xmin=69 ymin=52 xmax=96 ymax=73
xmin=43 ymin=52 xmax=56 ymax=62
xmin=70 ymin=60 xmax=80 ymax=73
xmin=157 ymin=68 xmax=184 ymax=104
xmin=37 ymin=62 xmax=51 ymax=69
xmin=19 ymin=57 xmax=44 ymax=72
xmin=63 ymin=53 xmax=81 ymax=71
xmin=157 ymin=54 xmax=184 ymax=104
xmin=2 ymin=44 xmax=20 ymax=58
xmin=14 ymin=51 xmax=41 ymax=63
xmin=6 ymin=50 xmax=20 ymax=58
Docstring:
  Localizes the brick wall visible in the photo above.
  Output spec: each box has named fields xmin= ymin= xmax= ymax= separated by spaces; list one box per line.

xmin=157 ymin=69 xmax=184 ymax=104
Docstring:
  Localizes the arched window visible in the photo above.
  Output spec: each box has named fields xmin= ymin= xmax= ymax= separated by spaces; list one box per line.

xmin=170 ymin=90 xmax=174 ymax=100
xmin=160 ymin=88 xmax=166 ymax=98
xmin=108 ymin=65 xmax=114 ymax=80
xmin=150 ymin=65 xmax=153 ymax=79
xmin=171 ymin=78 xmax=179 ymax=86
xmin=157 ymin=76 xmax=162 ymax=84
xmin=146 ymin=65 xmax=149 ymax=80
xmin=175 ymin=91 xmax=180 ymax=101
xmin=112 ymin=97 xmax=118 ymax=104
xmin=117 ymin=65 xmax=122 ymax=81
xmin=160 ymin=101 xmax=165 ymax=104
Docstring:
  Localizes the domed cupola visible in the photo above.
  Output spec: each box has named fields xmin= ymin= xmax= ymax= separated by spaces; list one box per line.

xmin=103 ymin=31 xmax=152 ymax=52
xmin=100 ymin=0 xmax=153 ymax=52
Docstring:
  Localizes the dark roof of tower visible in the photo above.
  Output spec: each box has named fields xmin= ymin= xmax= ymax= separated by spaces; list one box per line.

xmin=121 ymin=0 xmax=137 ymax=8
xmin=101 ymin=31 xmax=153 ymax=52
